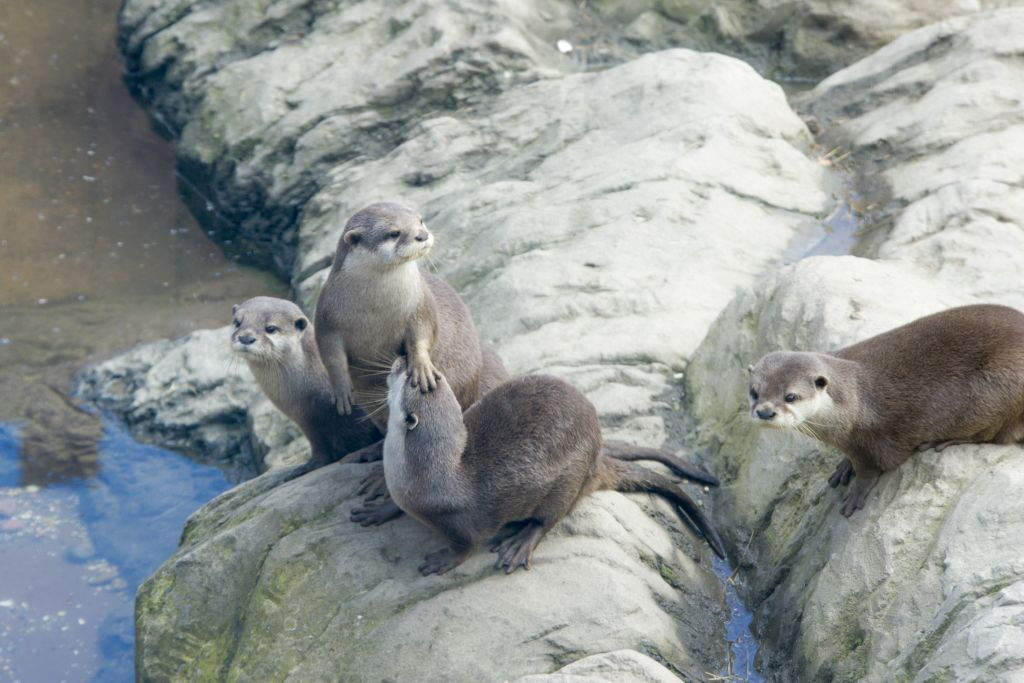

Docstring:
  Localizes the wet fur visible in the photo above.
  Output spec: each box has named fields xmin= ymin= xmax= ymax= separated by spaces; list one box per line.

xmin=749 ymin=304 xmax=1024 ymax=515
xmin=367 ymin=360 xmax=724 ymax=575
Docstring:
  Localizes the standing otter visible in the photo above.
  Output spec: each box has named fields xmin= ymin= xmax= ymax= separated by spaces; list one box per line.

xmin=748 ymin=304 xmax=1024 ymax=517
xmin=354 ymin=357 xmax=724 ymax=575
xmin=230 ymin=297 xmax=380 ymax=469
xmin=314 ymin=202 xmax=482 ymax=431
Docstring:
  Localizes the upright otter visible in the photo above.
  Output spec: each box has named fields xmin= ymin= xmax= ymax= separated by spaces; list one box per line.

xmin=748 ymin=304 xmax=1024 ymax=517
xmin=354 ymin=357 xmax=724 ymax=575
xmin=314 ymin=202 xmax=482 ymax=430
xmin=230 ymin=296 xmax=380 ymax=469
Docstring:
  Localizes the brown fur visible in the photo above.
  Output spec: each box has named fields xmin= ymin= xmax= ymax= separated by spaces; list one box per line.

xmin=352 ymin=358 xmax=724 ymax=575
xmin=748 ymin=304 xmax=1024 ymax=516
xmin=314 ymin=202 xmax=483 ymax=431
xmin=230 ymin=297 xmax=380 ymax=470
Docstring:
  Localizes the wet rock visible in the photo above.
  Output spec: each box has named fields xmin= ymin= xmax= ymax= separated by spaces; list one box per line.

xmin=802 ymin=8 xmax=1024 ymax=309
xmin=687 ymin=256 xmax=1024 ymax=681
xmin=77 ymin=328 xmax=261 ymax=474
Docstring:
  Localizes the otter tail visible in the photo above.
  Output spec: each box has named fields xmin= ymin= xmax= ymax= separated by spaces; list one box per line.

xmin=596 ymin=458 xmax=726 ymax=559
xmin=602 ymin=439 xmax=719 ymax=487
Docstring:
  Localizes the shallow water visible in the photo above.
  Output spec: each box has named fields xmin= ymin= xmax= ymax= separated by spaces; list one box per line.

xmin=0 ymin=0 xmax=285 ymax=679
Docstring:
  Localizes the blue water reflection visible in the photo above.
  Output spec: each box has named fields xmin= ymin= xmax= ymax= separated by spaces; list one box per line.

xmin=0 ymin=418 xmax=230 ymax=681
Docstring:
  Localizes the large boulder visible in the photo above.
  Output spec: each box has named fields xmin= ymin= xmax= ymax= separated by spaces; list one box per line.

xmin=111 ymin=46 xmax=839 ymax=680
xmin=801 ymin=8 xmax=1024 ymax=309
xmin=687 ymin=256 xmax=1024 ymax=681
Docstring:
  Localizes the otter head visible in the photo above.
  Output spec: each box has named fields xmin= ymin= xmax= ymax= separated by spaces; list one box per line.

xmin=747 ymin=351 xmax=834 ymax=431
xmin=340 ymin=202 xmax=434 ymax=271
xmin=385 ymin=356 xmax=467 ymax=461
xmin=230 ymin=297 xmax=310 ymax=365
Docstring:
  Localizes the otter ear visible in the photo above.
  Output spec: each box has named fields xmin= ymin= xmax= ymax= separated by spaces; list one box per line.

xmin=747 ymin=364 xmax=754 ymax=375
xmin=815 ymin=376 xmax=828 ymax=389
xmin=294 ymin=318 xmax=308 ymax=332
xmin=232 ymin=304 xmax=239 ymax=315
xmin=343 ymin=230 xmax=362 ymax=247
xmin=405 ymin=413 xmax=419 ymax=431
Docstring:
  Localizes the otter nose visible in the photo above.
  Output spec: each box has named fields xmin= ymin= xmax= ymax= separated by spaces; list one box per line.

xmin=756 ymin=407 xmax=776 ymax=421
xmin=238 ymin=334 xmax=255 ymax=345
xmin=414 ymin=231 xmax=430 ymax=242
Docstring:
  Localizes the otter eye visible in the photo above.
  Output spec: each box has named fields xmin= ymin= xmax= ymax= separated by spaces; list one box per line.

xmin=405 ymin=413 xmax=419 ymax=430
xmin=388 ymin=230 xmax=401 ymax=239
xmin=815 ymin=376 xmax=828 ymax=389
xmin=265 ymin=325 xmax=278 ymax=334
xmin=784 ymin=393 xmax=798 ymax=403
xmin=233 ymin=319 xmax=241 ymax=328
xmin=749 ymin=388 xmax=758 ymax=401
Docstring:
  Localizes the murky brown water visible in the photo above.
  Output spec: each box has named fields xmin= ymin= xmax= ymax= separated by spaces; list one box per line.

xmin=0 ymin=0 xmax=285 ymax=481
xmin=0 ymin=1 xmax=285 ymax=680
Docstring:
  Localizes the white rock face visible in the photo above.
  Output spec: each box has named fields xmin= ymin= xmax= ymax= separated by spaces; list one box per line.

xmin=517 ymin=649 xmax=682 ymax=682
xmin=93 ymin=39 xmax=838 ymax=680
xmin=804 ymin=8 xmax=1024 ymax=309
xmin=295 ymin=49 xmax=831 ymax=446
xmin=687 ymin=256 xmax=1024 ymax=681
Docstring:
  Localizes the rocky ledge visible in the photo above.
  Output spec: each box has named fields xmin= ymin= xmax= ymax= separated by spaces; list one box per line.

xmin=81 ymin=2 xmax=1024 ymax=681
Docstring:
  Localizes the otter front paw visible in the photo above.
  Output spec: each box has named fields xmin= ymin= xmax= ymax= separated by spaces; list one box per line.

xmin=408 ymin=357 xmax=440 ymax=393
xmin=334 ymin=379 xmax=355 ymax=415
xmin=339 ymin=441 xmax=383 ymax=464
xmin=828 ymin=458 xmax=854 ymax=489
xmin=839 ymin=472 xmax=879 ymax=517
xmin=350 ymin=499 xmax=403 ymax=527
xmin=418 ymin=548 xmax=470 ymax=576
xmin=357 ymin=464 xmax=388 ymax=500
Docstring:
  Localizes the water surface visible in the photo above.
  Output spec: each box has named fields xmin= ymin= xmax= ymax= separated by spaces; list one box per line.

xmin=0 ymin=1 xmax=285 ymax=679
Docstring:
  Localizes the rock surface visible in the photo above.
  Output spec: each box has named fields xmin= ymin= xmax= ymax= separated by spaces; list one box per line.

xmin=98 ymin=41 xmax=841 ymax=679
xmin=102 ymin=0 xmax=1024 ymax=680
xmin=688 ymin=257 xmax=1024 ymax=681
xmin=802 ymin=8 xmax=1024 ymax=310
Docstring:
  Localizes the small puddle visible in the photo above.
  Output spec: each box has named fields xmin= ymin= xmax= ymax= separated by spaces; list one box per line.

xmin=713 ymin=556 xmax=764 ymax=682
xmin=0 ymin=420 xmax=232 ymax=681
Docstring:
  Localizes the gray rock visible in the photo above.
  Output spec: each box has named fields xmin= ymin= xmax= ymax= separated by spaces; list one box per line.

xmin=701 ymin=0 xmax=1024 ymax=82
xmin=79 ymin=328 xmax=261 ymax=475
xmin=802 ymin=8 xmax=1024 ymax=309
xmin=517 ymin=648 xmax=682 ymax=682
xmin=138 ymin=463 xmax=725 ymax=681
xmin=117 ymin=44 xmax=839 ymax=680
xmin=687 ymin=256 xmax=1024 ymax=681
xmin=294 ymin=49 xmax=831 ymax=448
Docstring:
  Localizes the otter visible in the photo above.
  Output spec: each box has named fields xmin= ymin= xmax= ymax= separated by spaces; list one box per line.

xmin=314 ymin=202 xmax=482 ymax=431
xmin=748 ymin=304 xmax=1024 ymax=517
xmin=230 ymin=296 xmax=380 ymax=470
xmin=353 ymin=357 xmax=724 ymax=575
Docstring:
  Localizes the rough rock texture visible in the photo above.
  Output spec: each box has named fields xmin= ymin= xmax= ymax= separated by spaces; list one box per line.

xmin=701 ymin=0 xmax=1024 ymax=82
xmin=688 ymin=256 xmax=1024 ymax=681
xmin=115 ymin=0 xmax=955 ymax=281
xmin=78 ymin=326 xmax=380 ymax=475
xmin=137 ymin=459 xmax=724 ymax=680
xmin=517 ymin=649 xmax=681 ymax=682
xmin=100 ymin=42 xmax=841 ymax=679
xmin=802 ymin=8 xmax=1024 ymax=310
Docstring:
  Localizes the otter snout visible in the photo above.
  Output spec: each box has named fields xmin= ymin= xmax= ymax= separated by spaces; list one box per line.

xmin=756 ymin=407 xmax=776 ymax=421
xmin=414 ymin=230 xmax=430 ymax=242
xmin=237 ymin=334 xmax=255 ymax=346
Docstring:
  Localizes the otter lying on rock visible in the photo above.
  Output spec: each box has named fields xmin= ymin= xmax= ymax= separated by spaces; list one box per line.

xmin=748 ymin=304 xmax=1024 ymax=516
xmin=354 ymin=357 xmax=724 ymax=575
